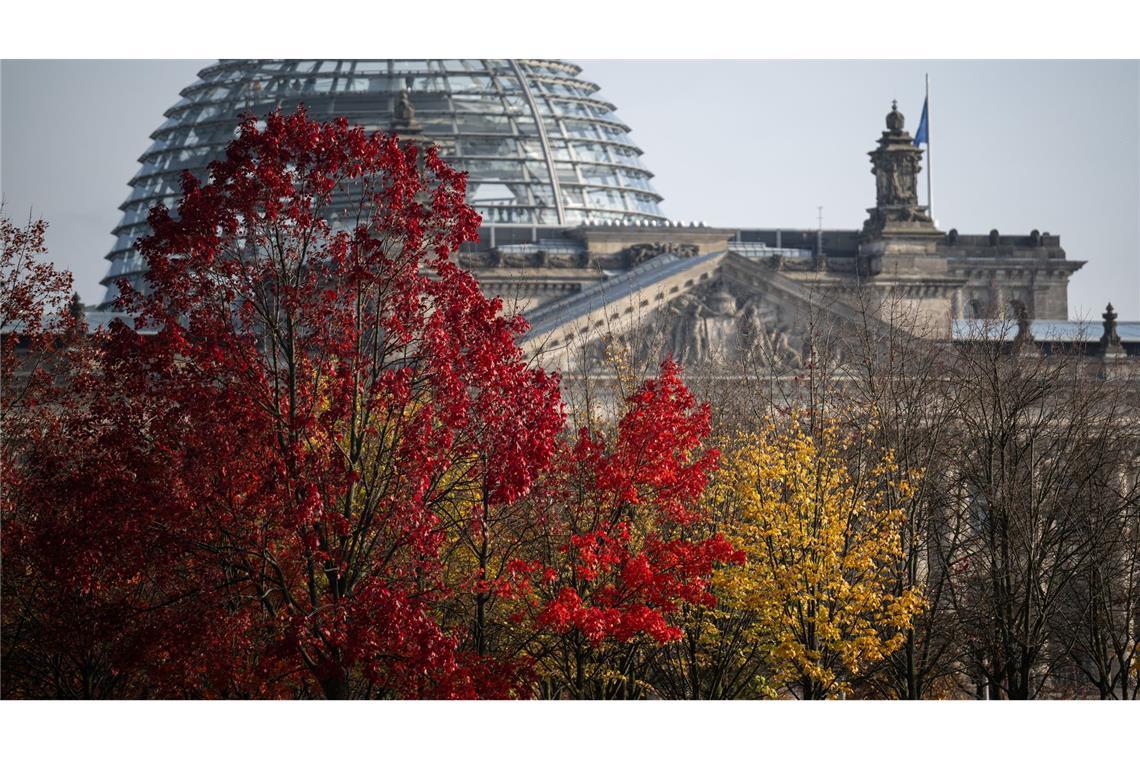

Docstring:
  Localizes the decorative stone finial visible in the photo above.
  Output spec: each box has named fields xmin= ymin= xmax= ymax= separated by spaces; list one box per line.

xmin=886 ymin=100 xmax=905 ymax=132
xmin=1099 ymin=302 xmax=1125 ymax=357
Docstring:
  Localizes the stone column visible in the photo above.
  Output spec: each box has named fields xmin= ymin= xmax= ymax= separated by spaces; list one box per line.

xmin=951 ymin=288 xmax=965 ymax=320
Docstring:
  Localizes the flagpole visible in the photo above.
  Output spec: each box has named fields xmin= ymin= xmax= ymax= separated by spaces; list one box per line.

xmin=926 ymin=73 xmax=934 ymax=222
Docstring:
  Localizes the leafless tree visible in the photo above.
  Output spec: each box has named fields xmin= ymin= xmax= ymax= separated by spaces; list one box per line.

xmin=938 ymin=326 xmax=1128 ymax=698
xmin=1052 ymin=370 xmax=1140 ymax=699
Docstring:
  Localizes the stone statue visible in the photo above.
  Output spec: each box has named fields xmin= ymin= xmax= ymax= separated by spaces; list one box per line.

xmin=655 ymin=284 xmax=801 ymax=367
xmin=737 ymin=296 xmax=801 ymax=368
xmin=737 ymin=298 xmax=769 ymax=354
xmin=891 ymin=159 xmax=913 ymax=205
xmin=391 ymin=77 xmax=421 ymax=133
xmin=875 ymin=168 xmax=890 ymax=205
xmin=395 ymin=90 xmax=414 ymax=119
xmin=704 ymin=282 xmax=737 ymax=318
xmin=666 ymin=296 xmax=707 ymax=365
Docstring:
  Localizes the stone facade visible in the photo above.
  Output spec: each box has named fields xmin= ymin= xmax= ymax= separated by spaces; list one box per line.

xmin=85 ymin=101 xmax=1115 ymax=373
xmin=444 ymin=103 xmax=1104 ymax=372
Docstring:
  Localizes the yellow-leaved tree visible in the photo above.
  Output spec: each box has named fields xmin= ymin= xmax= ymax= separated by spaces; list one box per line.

xmin=716 ymin=415 xmax=924 ymax=699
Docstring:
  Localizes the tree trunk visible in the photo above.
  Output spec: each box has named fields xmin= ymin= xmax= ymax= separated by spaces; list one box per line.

xmin=321 ymin=671 xmax=349 ymax=700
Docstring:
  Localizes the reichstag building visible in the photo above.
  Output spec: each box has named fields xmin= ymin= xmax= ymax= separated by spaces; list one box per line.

xmin=95 ymin=59 xmax=1137 ymax=370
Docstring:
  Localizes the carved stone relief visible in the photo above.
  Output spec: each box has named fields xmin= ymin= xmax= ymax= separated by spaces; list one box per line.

xmin=581 ymin=280 xmax=806 ymax=370
xmin=872 ymin=151 xmax=921 ymax=208
xmin=625 ymin=242 xmax=700 ymax=266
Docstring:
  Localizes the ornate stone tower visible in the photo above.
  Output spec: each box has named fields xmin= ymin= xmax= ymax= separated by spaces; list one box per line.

xmin=862 ymin=101 xmax=938 ymax=238
xmin=858 ymin=102 xmax=960 ymax=332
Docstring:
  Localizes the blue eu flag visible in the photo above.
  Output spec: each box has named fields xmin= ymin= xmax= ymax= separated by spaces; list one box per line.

xmin=913 ymin=96 xmax=929 ymax=146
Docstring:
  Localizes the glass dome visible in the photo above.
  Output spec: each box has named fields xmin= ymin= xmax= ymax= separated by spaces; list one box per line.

xmin=101 ymin=59 xmax=667 ymax=305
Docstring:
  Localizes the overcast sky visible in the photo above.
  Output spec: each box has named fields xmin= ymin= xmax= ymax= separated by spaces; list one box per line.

xmin=2 ymin=59 xmax=1137 ymax=319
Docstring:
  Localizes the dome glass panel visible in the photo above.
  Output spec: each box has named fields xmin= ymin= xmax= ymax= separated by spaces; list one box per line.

xmin=101 ymin=59 xmax=666 ymax=305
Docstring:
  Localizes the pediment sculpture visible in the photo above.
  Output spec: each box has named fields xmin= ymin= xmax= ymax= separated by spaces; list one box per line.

xmin=578 ymin=281 xmax=806 ymax=371
xmin=625 ymin=242 xmax=700 ymax=266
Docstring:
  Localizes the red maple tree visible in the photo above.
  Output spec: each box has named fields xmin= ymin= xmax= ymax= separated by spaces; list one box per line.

xmin=506 ymin=360 xmax=743 ymax=698
xmin=2 ymin=113 xmax=739 ymax=701
xmin=18 ymin=108 xmax=566 ymax=698
xmin=1 ymin=212 xmax=78 ymax=423
xmin=1 ymin=213 xmax=119 ymax=698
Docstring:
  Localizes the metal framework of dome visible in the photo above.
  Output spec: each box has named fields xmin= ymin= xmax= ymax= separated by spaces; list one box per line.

xmin=100 ymin=59 xmax=667 ymax=305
